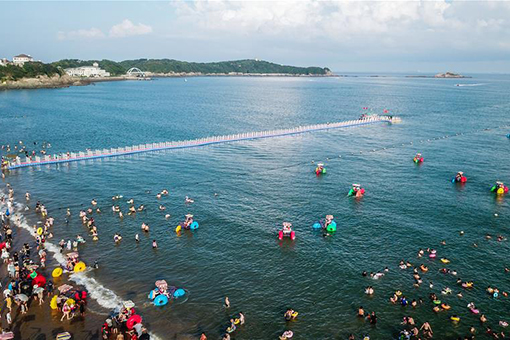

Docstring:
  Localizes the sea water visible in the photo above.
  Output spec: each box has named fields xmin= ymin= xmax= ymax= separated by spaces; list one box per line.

xmin=1 ymin=75 xmax=510 ymax=339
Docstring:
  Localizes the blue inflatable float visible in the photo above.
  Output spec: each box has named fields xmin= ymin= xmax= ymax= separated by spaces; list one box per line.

xmin=312 ymin=222 xmax=322 ymax=229
xmin=154 ymin=294 xmax=169 ymax=306
xmin=148 ymin=289 xmax=158 ymax=300
xmin=189 ymin=221 xmax=199 ymax=230
xmin=173 ymin=288 xmax=186 ymax=298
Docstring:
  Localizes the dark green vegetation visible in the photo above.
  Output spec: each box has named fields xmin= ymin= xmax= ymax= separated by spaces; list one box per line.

xmin=0 ymin=62 xmax=63 ymax=81
xmin=52 ymin=59 xmax=331 ymax=76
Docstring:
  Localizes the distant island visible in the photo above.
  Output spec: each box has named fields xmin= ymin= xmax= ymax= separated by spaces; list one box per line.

xmin=0 ymin=58 xmax=332 ymax=90
xmin=406 ymin=72 xmax=471 ymax=78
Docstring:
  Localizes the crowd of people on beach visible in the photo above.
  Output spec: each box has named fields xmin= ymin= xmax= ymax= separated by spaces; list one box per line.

xmin=0 ymin=184 xmax=153 ymax=339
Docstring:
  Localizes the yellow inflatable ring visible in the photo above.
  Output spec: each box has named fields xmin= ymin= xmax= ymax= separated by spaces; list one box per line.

xmin=74 ymin=261 xmax=86 ymax=272
xmin=234 ymin=318 xmax=240 ymax=325
xmin=497 ymin=188 xmax=504 ymax=195
xmin=396 ymin=291 xmax=402 ymax=296
xmin=441 ymin=258 xmax=450 ymax=264
xmin=291 ymin=311 xmax=299 ymax=318
xmin=175 ymin=225 xmax=182 ymax=233
xmin=50 ymin=295 xmax=58 ymax=309
xmin=52 ymin=267 xmax=63 ymax=278
xmin=451 ymin=316 xmax=460 ymax=322
xmin=37 ymin=227 xmax=43 ymax=235
xmin=66 ymin=298 xmax=75 ymax=305
xmin=92 ymin=236 xmax=99 ymax=241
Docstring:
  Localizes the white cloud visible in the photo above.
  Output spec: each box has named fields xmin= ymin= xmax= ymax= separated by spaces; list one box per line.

xmin=168 ymin=0 xmax=510 ymax=62
xmin=57 ymin=19 xmax=152 ymax=41
xmin=109 ymin=19 xmax=153 ymax=38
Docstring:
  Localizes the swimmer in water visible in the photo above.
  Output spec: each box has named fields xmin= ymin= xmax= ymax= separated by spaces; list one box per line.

xmin=152 ymin=240 xmax=158 ymax=249
xmin=224 ymin=297 xmax=230 ymax=308
xmin=135 ymin=234 xmax=139 ymax=242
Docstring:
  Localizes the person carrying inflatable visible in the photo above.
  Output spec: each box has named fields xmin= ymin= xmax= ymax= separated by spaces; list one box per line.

xmin=315 ymin=163 xmax=326 ymax=176
xmin=491 ymin=181 xmax=509 ymax=195
xmin=413 ymin=153 xmax=424 ymax=164
xmin=453 ymin=171 xmax=467 ymax=183
xmin=348 ymin=184 xmax=365 ymax=198
xmin=278 ymin=222 xmax=296 ymax=240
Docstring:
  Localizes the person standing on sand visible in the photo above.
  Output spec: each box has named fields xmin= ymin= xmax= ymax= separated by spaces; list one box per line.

xmin=6 ymin=311 xmax=12 ymax=328
xmin=224 ymin=296 xmax=230 ymax=308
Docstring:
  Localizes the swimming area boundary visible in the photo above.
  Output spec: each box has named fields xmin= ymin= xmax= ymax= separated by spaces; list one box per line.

xmin=4 ymin=116 xmax=399 ymax=170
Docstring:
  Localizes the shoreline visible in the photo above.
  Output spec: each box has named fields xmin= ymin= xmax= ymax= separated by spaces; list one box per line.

xmin=0 ymin=72 xmax=334 ymax=91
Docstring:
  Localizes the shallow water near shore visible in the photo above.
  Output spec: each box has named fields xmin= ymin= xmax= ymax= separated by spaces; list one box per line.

xmin=1 ymin=75 xmax=510 ymax=339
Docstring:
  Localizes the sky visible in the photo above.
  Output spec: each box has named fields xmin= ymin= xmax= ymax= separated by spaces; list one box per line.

xmin=1 ymin=0 xmax=510 ymax=73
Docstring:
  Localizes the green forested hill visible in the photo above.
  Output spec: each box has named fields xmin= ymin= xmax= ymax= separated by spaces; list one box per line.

xmin=52 ymin=58 xmax=330 ymax=76
xmin=0 ymin=62 xmax=62 ymax=81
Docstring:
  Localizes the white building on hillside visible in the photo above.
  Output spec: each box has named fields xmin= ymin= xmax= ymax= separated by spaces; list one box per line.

xmin=13 ymin=54 xmax=34 ymax=65
xmin=65 ymin=62 xmax=111 ymax=77
xmin=0 ymin=58 xmax=9 ymax=66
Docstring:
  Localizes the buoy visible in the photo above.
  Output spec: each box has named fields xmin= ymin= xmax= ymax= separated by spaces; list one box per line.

xmin=52 ymin=267 xmax=63 ymax=278
xmin=154 ymin=294 xmax=169 ymax=306
xmin=74 ymin=261 xmax=86 ymax=273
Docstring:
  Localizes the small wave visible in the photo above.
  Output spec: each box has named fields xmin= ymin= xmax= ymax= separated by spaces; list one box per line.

xmin=69 ymin=271 xmax=124 ymax=309
xmin=455 ymin=83 xmax=486 ymax=87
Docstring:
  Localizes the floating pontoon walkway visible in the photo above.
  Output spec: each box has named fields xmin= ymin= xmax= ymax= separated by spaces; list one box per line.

xmin=4 ymin=116 xmax=400 ymax=170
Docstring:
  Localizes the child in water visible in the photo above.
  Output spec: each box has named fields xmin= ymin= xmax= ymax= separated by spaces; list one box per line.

xmin=152 ymin=240 xmax=158 ymax=249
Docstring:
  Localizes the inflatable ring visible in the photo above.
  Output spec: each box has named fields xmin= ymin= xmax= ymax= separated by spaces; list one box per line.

xmin=52 ymin=267 xmax=63 ymax=278
xmin=396 ymin=291 xmax=402 ymax=296
xmin=291 ymin=311 xmax=299 ymax=318
xmin=433 ymin=300 xmax=442 ymax=305
xmin=56 ymin=332 xmax=72 ymax=340
xmin=127 ymin=314 xmax=142 ymax=329
xmin=227 ymin=326 xmax=236 ymax=333
xmin=66 ymin=298 xmax=75 ymax=305
xmin=441 ymin=258 xmax=450 ymax=264
xmin=154 ymin=294 xmax=169 ymax=306
xmin=312 ymin=222 xmax=322 ymax=229
xmin=441 ymin=304 xmax=451 ymax=310
xmin=50 ymin=295 xmax=58 ymax=310
xmin=74 ymin=261 xmax=86 ymax=273
xmin=190 ymin=221 xmax=199 ymax=230
xmin=450 ymin=316 xmax=460 ymax=322
xmin=92 ymin=236 xmax=99 ymax=241
xmin=37 ymin=227 xmax=43 ymax=235
xmin=173 ymin=288 xmax=186 ymax=298
xmin=175 ymin=225 xmax=182 ymax=233
xmin=234 ymin=318 xmax=240 ymax=325
xmin=326 ymin=221 xmax=337 ymax=232
xmin=497 ymin=188 xmax=504 ymax=195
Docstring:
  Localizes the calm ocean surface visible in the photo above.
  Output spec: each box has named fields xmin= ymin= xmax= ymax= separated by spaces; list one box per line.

xmin=1 ymin=75 xmax=510 ymax=339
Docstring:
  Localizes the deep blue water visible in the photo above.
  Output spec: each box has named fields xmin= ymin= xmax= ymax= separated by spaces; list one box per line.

xmin=1 ymin=75 xmax=510 ymax=339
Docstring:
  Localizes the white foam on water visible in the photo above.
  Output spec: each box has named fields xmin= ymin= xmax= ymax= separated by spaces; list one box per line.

xmin=0 ymin=197 xmax=162 ymax=340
